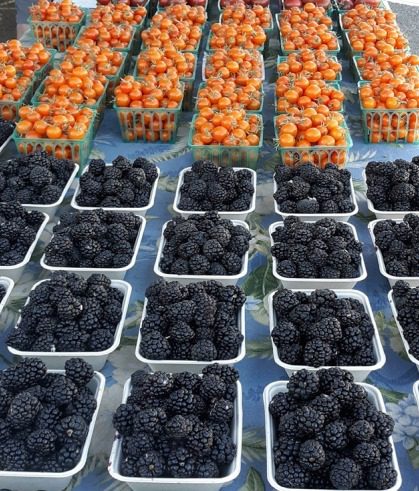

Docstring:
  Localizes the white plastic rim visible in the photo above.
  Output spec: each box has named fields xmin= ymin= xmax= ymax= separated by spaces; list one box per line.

xmin=388 ymin=290 xmax=419 ymax=372
xmin=0 ymin=276 xmax=14 ymax=315
xmin=154 ymin=220 xmax=249 ymax=286
xmin=0 ymin=212 xmax=49 ymax=283
xmin=269 ymin=220 xmax=368 ymax=289
xmin=173 ymin=167 xmax=257 ymax=221
xmin=21 ymin=163 xmax=79 ymax=215
xmin=40 ymin=215 xmax=146 ymax=280
xmin=368 ymin=219 xmax=419 ymax=287
xmin=413 ymin=381 xmax=419 ymax=409
xmin=263 ymin=381 xmax=403 ymax=491
xmin=0 ymin=134 xmax=12 ymax=155
xmin=71 ymin=164 xmax=160 ymax=217
xmin=267 ymin=289 xmax=386 ymax=382
xmin=7 ymin=279 xmax=132 ymax=370
xmin=273 ymin=176 xmax=358 ymax=222
xmin=202 ymin=50 xmax=265 ymax=82
xmin=0 ymin=371 xmax=105 ymax=490
xmin=135 ymin=297 xmax=246 ymax=372
xmin=362 ymin=169 xmax=419 ymax=220
xmin=109 ymin=377 xmax=242 ymax=490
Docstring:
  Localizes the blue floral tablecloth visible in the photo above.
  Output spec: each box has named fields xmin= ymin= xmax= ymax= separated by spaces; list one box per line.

xmin=3 ymin=2 xmax=419 ymax=490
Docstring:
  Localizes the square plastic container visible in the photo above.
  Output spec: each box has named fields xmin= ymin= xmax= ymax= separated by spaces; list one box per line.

xmin=40 ymin=215 xmax=146 ymax=281
xmin=188 ymin=114 xmax=263 ymax=167
xmin=21 ymin=163 xmax=79 ymax=218
xmin=273 ymin=175 xmax=358 ymax=222
xmin=414 ymin=380 xmax=419 ymax=408
xmin=362 ymin=169 xmax=419 ymax=220
xmin=276 ymin=54 xmax=342 ymax=82
xmin=202 ymin=51 xmax=265 ymax=82
xmin=274 ymin=117 xmax=352 ymax=168
xmin=269 ymin=220 xmax=367 ymax=289
xmin=358 ymin=81 xmax=419 ymax=144
xmin=0 ymin=370 xmax=105 ymax=491
xmin=0 ymin=77 xmax=37 ymax=122
xmin=12 ymin=113 xmax=96 ymax=168
xmin=136 ymin=297 xmax=246 ymax=373
xmin=368 ymin=219 xmax=419 ymax=287
xmin=264 ymin=380 xmax=402 ymax=491
xmin=173 ymin=167 xmax=256 ymax=221
xmin=154 ymin=220 xmax=250 ymax=286
xmin=29 ymin=11 xmax=87 ymax=52
xmin=268 ymin=289 xmax=386 ymax=382
xmin=0 ymin=212 xmax=49 ymax=284
xmin=0 ymin=277 xmax=14 ymax=315
xmin=71 ymin=164 xmax=159 ymax=217
xmin=109 ymin=376 xmax=242 ymax=491
xmin=8 ymin=279 xmax=131 ymax=370
xmin=388 ymin=290 xmax=419 ymax=372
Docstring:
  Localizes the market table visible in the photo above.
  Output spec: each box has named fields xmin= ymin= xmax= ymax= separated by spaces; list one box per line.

xmin=1 ymin=2 xmax=419 ymax=490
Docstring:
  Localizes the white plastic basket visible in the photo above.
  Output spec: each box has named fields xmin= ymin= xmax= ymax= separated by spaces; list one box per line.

xmin=0 ymin=370 xmax=105 ymax=491
xmin=71 ymin=165 xmax=160 ymax=217
xmin=136 ymin=297 xmax=246 ymax=373
xmin=414 ymin=380 xmax=419 ymax=409
xmin=388 ymin=290 xmax=419 ymax=373
xmin=202 ymin=50 xmax=265 ymax=82
xmin=0 ymin=134 xmax=12 ymax=155
xmin=368 ymin=219 xmax=419 ymax=287
xmin=40 ymin=215 xmax=146 ymax=280
xmin=173 ymin=167 xmax=256 ymax=221
xmin=269 ymin=220 xmax=367 ymax=289
xmin=263 ymin=380 xmax=402 ymax=491
xmin=109 ymin=376 xmax=242 ymax=491
xmin=154 ymin=220 xmax=249 ymax=286
xmin=8 ymin=278 xmax=132 ymax=370
xmin=21 ymin=164 xmax=79 ymax=218
xmin=273 ymin=177 xmax=358 ymax=222
xmin=363 ymin=169 xmax=419 ymax=220
xmin=0 ymin=276 xmax=14 ymax=315
xmin=268 ymin=289 xmax=386 ymax=382
xmin=0 ymin=212 xmax=49 ymax=283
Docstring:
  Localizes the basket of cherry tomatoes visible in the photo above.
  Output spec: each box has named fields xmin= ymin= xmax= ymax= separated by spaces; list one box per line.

xmin=195 ymin=78 xmax=264 ymax=113
xmin=277 ymin=50 xmax=342 ymax=82
xmin=28 ymin=0 xmax=86 ymax=52
xmin=0 ymin=66 xmax=37 ymax=121
xmin=353 ymin=52 xmax=419 ymax=82
xmin=88 ymin=2 xmax=148 ymax=29
xmin=188 ymin=108 xmax=263 ymax=166
xmin=218 ymin=0 xmax=270 ymax=9
xmin=113 ymin=75 xmax=184 ymax=143
xmin=338 ymin=3 xmax=396 ymax=31
xmin=207 ymin=23 xmax=267 ymax=52
xmin=134 ymin=47 xmax=196 ymax=110
xmin=274 ymin=110 xmax=352 ymax=168
xmin=203 ymin=48 xmax=265 ymax=81
xmin=333 ymin=0 xmax=385 ymax=14
xmin=220 ymin=4 xmax=274 ymax=35
xmin=152 ymin=4 xmax=207 ymax=27
xmin=275 ymin=78 xmax=345 ymax=113
xmin=281 ymin=0 xmax=332 ymax=13
xmin=343 ymin=24 xmax=409 ymax=57
xmin=157 ymin=0 xmax=208 ymax=9
xmin=358 ymin=77 xmax=419 ymax=144
xmin=13 ymin=104 xmax=96 ymax=165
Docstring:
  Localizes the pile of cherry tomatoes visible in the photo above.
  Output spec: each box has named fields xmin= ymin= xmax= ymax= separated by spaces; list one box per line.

xmin=204 ymin=48 xmax=264 ymax=81
xmin=151 ymin=4 xmax=207 ymax=27
xmin=355 ymin=52 xmax=419 ymax=82
xmin=220 ymin=4 xmax=273 ymax=30
xmin=89 ymin=2 xmax=147 ymax=26
xmin=29 ymin=0 xmax=83 ymax=23
xmin=75 ymin=23 xmax=135 ymax=51
xmin=0 ymin=40 xmax=52 ymax=79
xmin=277 ymin=49 xmax=342 ymax=81
xmin=341 ymin=4 xmax=397 ymax=30
xmin=136 ymin=48 xmax=196 ymax=79
xmin=0 ymin=66 xmax=33 ymax=120
xmin=62 ymin=46 xmax=126 ymax=80
xmin=141 ymin=18 xmax=202 ymax=52
xmin=208 ymin=23 xmax=266 ymax=50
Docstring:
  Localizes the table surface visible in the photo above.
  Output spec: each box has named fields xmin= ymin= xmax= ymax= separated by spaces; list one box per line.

xmin=3 ymin=2 xmax=419 ymax=490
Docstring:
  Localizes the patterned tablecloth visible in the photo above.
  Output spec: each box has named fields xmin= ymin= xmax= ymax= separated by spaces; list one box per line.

xmin=3 ymin=2 xmax=419 ymax=490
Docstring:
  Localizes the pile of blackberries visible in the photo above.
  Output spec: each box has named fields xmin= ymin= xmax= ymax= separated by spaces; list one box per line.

xmin=392 ymin=280 xmax=419 ymax=359
xmin=0 ymin=118 xmax=15 ymax=146
xmin=269 ymin=368 xmax=397 ymax=490
xmin=271 ymin=289 xmax=377 ymax=367
xmin=366 ymin=157 xmax=419 ymax=211
xmin=75 ymin=156 xmax=158 ymax=208
xmin=271 ymin=217 xmax=363 ymax=279
xmin=274 ymin=163 xmax=355 ymax=214
xmin=113 ymin=364 xmax=239 ymax=479
xmin=7 ymin=272 xmax=124 ymax=353
xmin=0 ymin=202 xmax=46 ymax=266
xmin=139 ymin=280 xmax=245 ymax=361
xmin=0 ymin=357 xmax=97 ymax=472
xmin=0 ymin=151 xmax=76 ymax=204
xmin=372 ymin=214 xmax=419 ymax=277
xmin=44 ymin=209 xmax=142 ymax=269
xmin=177 ymin=160 xmax=254 ymax=212
xmin=159 ymin=212 xmax=251 ymax=276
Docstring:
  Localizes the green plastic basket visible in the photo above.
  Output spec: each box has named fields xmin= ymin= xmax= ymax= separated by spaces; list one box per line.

xmin=0 ymin=77 xmax=37 ymax=122
xmin=28 ymin=10 xmax=87 ymax=52
xmin=205 ymin=32 xmax=266 ymax=53
xmin=114 ymin=82 xmax=184 ymax=143
xmin=194 ymin=82 xmax=264 ymax=113
xmin=279 ymin=31 xmax=340 ymax=56
xmin=274 ymin=116 xmax=353 ymax=168
xmin=358 ymin=81 xmax=419 ymax=144
xmin=276 ymin=55 xmax=342 ymax=82
xmin=12 ymin=111 xmax=96 ymax=167
xmin=32 ymin=49 xmax=56 ymax=86
xmin=352 ymin=54 xmax=419 ymax=82
xmin=74 ymin=25 xmax=136 ymax=56
xmin=342 ymin=29 xmax=409 ymax=57
xmin=188 ymin=114 xmax=263 ymax=167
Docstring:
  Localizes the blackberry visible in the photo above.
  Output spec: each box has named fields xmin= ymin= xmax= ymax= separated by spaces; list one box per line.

xmin=330 ymin=458 xmax=361 ymax=490
xmin=113 ymin=404 xmax=135 ymax=436
xmin=27 ymin=429 xmax=57 ymax=455
xmin=166 ymin=447 xmax=196 ymax=477
xmin=308 ymin=317 xmax=342 ymax=343
xmin=348 ymin=420 xmax=374 ymax=442
xmin=55 ymin=415 xmax=87 ymax=445
xmin=200 ymin=375 xmax=226 ymax=400
xmin=195 ymin=459 xmax=219 ymax=478
xmin=298 ymin=439 xmax=326 ymax=471
xmin=7 ymin=392 xmax=41 ymax=429
xmin=209 ymin=399 xmax=234 ymax=423
xmin=324 ymin=421 xmax=348 ymax=450
xmin=1 ymin=440 xmax=28 ymax=471
xmin=275 ymin=462 xmax=309 ymax=488
xmin=57 ymin=443 xmax=82 ymax=470
xmin=353 ymin=442 xmax=381 ymax=467
xmin=210 ymin=433 xmax=236 ymax=465
xmin=134 ymin=407 xmax=167 ymax=435
xmin=303 ymin=339 xmax=334 ymax=367
xmin=140 ymin=331 xmax=172 ymax=360
xmin=202 ymin=364 xmax=239 ymax=384
xmin=295 ymin=406 xmax=325 ymax=436
xmin=187 ymin=422 xmax=213 ymax=456
xmin=165 ymin=415 xmax=193 ymax=439
xmin=191 ymin=339 xmax=218 ymax=361
xmin=310 ymin=394 xmax=341 ymax=422
xmin=287 ymin=370 xmax=320 ymax=401
xmin=368 ymin=461 xmax=398 ymax=489
xmin=168 ymin=389 xmax=196 ymax=415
